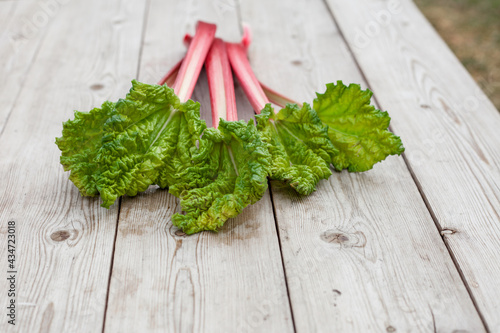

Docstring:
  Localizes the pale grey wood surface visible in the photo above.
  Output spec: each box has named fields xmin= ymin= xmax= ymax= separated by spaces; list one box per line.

xmin=0 ymin=0 xmax=147 ymax=332
xmin=103 ymin=1 xmax=293 ymax=332
xmin=0 ymin=0 xmax=57 ymax=133
xmin=324 ymin=0 xmax=500 ymax=330
xmin=0 ymin=0 xmax=498 ymax=332
xmin=238 ymin=0 xmax=487 ymax=331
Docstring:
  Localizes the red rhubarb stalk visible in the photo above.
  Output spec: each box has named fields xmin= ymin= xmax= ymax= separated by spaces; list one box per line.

xmin=172 ymin=21 xmax=216 ymax=102
xmin=159 ymin=55 xmax=300 ymax=108
xmin=240 ymin=24 xmax=252 ymax=51
xmin=226 ymin=26 xmax=301 ymax=108
xmin=226 ymin=42 xmax=268 ymax=113
xmin=205 ymin=38 xmax=237 ymax=127
xmin=164 ymin=28 xmax=300 ymax=109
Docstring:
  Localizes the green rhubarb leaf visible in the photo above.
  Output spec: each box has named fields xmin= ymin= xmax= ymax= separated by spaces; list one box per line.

xmin=255 ymin=103 xmax=338 ymax=195
xmin=56 ymin=80 xmax=206 ymax=208
xmin=55 ymin=101 xmax=115 ymax=197
xmin=171 ymin=119 xmax=271 ymax=235
xmin=313 ymin=81 xmax=404 ymax=172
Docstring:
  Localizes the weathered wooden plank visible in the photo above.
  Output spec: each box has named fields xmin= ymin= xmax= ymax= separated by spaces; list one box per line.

xmin=324 ymin=0 xmax=500 ymax=330
xmin=0 ymin=1 xmax=15 ymax=30
xmin=0 ymin=0 xmax=147 ymax=332
xmin=0 ymin=0 xmax=63 ymax=133
xmin=103 ymin=1 xmax=294 ymax=332
xmin=238 ymin=0 xmax=486 ymax=331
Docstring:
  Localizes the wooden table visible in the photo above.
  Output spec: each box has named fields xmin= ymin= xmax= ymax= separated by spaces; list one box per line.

xmin=1 ymin=0 xmax=499 ymax=332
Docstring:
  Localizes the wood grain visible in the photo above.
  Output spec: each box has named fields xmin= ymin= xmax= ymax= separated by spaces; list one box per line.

xmin=1 ymin=0 xmax=498 ymax=331
xmin=324 ymin=0 xmax=500 ymax=330
xmin=103 ymin=1 xmax=294 ymax=332
xmin=0 ymin=0 xmax=147 ymax=332
xmin=238 ymin=0 xmax=485 ymax=331
xmin=0 ymin=0 xmax=63 ymax=133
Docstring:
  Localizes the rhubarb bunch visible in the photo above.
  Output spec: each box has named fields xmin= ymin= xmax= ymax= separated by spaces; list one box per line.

xmin=56 ymin=20 xmax=404 ymax=234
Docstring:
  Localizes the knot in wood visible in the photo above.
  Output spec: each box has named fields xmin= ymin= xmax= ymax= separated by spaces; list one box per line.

xmin=50 ymin=230 xmax=71 ymax=242
xmin=90 ymin=83 xmax=104 ymax=91
xmin=320 ymin=229 xmax=366 ymax=248
xmin=175 ymin=229 xmax=186 ymax=237
xmin=322 ymin=232 xmax=350 ymax=244
xmin=440 ymin=228 xmax=457 ymax=236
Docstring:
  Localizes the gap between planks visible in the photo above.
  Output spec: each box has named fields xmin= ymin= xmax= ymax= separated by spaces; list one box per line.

xmin=135 ymin=0 xmax=152 ymax=84
xmin=267 ymin=179 xmax=298 ymax=332
xmin=101 ymin=197 xmax=123 ymax=332
xmin=320 ymin=0 xmax=489 ymax=330
xmin=402 ymin=156 xmax=490 ymax=332
xmin=233 ymin=1 xmax=298 ymax=331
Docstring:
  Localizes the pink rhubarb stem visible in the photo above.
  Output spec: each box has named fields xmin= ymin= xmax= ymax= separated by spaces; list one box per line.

xmin=205 ymin=39 xmax=238 ymax=128
xmin=172 ymin=21 xmax=216 ymax=102
xmin=240 ymin=24 xmax=252 ymax=51
xmin=164 ymin=29 xmax=300 ymax=108
xmin=158 ymin=56 xmax=301 ymax=108
xmin=226 ymin=42 xmax=268 ymax=113
xmin=158 ymin=56 xmax=300 ymax=108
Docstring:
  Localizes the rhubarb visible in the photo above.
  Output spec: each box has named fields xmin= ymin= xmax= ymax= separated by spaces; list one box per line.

xmin=313 ymin=82 xmax=405 ymax=172
xmin=255 ymin=104 xmax=338 ymax=195
xmin=171 ymin=120 xmax=270 ymax=234
xmin=158 ymin=54 xmax=298 ymax=108
xmin=180 ymin=32 xmax=295 ymax=108
xmin=56 ymin=21 xmax=216 ymax=208
xmin=205 ymin=38 xmax=237 ymax=127
xmin=173 ymin=22 xmax=216 ymax=101
xmin=227 ymin=37 xmax=403 ymax=175
xmin=56 ymin=21 xmax=405 ymax=235
xmin=226 ymin=41 xmax=337 ymax=195
xmin=226 ymin=42 xmax=268 ymax=114
xmin=170 ymin=40 xmax=270 ymax=234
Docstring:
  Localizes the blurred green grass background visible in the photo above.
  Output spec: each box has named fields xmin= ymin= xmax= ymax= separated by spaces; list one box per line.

xmin=415 ymin=0 xmax=500 ymax=110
